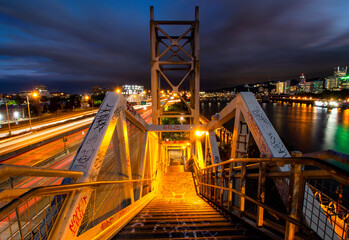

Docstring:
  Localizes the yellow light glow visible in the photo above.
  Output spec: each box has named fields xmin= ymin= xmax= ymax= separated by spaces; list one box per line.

xmin=85 ymin=95 xmax=89 ymax=100
xmin=195 ymin=131 xmax=207 ymax=137
xmin=143 ymin=90 xmax=146 ymax=94
xmin=32 ymin=92 xmax=38 ymax=98
xmin=160 ymin=90 xmax=164 ymax=94
xmin=116 ymin=88 xmax=121 ymax=93
xmin=182 ymin=146 xmax=186 ymax=149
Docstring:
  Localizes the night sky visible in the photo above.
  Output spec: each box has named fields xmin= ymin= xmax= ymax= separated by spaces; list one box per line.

xmin=1 ymin=0 xmax=349 ymax=93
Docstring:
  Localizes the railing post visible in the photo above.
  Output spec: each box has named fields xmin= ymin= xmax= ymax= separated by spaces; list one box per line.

xmin=228 ymin=162 xmax=233 ymax=211
xmin=9 ymin=177 xmax=24 ymax=240
xmin=257 ymin=158 xmax=266 ymax=227
xmin=219 ymin=164 xmax=224 ymax=207
xmin=285 ymin=152 xmax=304 ymax=240
xmin=239 ymin=162 xmax=246 ymax=217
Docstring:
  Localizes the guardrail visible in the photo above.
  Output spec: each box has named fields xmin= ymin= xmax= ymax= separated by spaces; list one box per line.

xmin=0 ymin=164 xmax=83 ymax=240
xmin=0 ymin=178 xmax=154 ymax=240
xmin=192 ymin=154 xmax=349 ymax=240
xmin=0 ymin=164 xmax=83 ymax=183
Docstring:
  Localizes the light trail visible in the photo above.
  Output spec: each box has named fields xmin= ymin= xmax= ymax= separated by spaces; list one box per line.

xmin=0 ymin=117 xmax=93 ymax=157
xmin=0 ymin=110 xmax=97 ymax=138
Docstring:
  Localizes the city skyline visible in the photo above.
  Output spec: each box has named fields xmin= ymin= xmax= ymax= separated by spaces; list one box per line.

xmin=1 ymin=0 xmax=349 ymax=93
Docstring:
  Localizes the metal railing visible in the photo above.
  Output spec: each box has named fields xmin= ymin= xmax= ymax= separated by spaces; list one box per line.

xmin=0 ymin=164 xmax=83 ymax=183
xmin=192 ymin=154 xmax=349 ymax=240
xmin=0 ymin=164 xmax=83 ymax=240
xmin=0 ymin=164 xmax=83 ymax=203
xmin=0 ymin=178 xmax=154 ymax=240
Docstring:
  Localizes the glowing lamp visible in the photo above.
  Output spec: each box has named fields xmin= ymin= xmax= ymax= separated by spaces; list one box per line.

xmin=195 ymin=131 xmax=207 ymax=138
xmin=13 ymin=111 xmax=19 ymax=119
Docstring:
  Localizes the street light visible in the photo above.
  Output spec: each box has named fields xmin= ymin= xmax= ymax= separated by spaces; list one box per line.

xmin=84 ymin=95 xmax=93 ymax=108
xmin=27 ymin=91 xmax=38 ymax=131
xmin=4 ymin=98 xmax=11 ymax=136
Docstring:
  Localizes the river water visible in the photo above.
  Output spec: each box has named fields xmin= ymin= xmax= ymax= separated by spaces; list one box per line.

xmin=200 ymin=100 xmax=349 ymax=155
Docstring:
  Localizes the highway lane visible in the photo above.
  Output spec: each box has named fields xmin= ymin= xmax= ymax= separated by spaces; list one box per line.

xmin=0 ymin=117 xmax=93 ymax=158
xmin=0 ymin=109 xmax=97 ymax=138
xmin=2 ymin=129 xmax=87 ymax=167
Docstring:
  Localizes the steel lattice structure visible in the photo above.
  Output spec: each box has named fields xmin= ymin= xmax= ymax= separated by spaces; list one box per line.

xmin=150 ymin=6 xmax=200 ymax=125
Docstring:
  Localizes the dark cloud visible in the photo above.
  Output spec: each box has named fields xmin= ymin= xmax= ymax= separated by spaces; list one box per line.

xmin=1 ymin=0 xmax=349 ymax=93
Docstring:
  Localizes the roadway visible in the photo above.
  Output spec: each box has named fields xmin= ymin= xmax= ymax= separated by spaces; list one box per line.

xmin=0 ymin=109 xmax=97 ymax=138
xmin=0 ymin=117 xmax=93 ymax=161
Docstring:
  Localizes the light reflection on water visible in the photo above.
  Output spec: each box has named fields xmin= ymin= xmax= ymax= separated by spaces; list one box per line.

xmin=200 ymin=101 xmax=349 ymax=154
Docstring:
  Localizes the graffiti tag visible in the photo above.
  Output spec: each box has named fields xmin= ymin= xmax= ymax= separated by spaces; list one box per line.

xmin=69 ymin=196 xmax=88 ymax=235
xmin=94 ymin=104 xmax=113 ymax=132
xmin=100 ymin=217 xmax=114 ymax=230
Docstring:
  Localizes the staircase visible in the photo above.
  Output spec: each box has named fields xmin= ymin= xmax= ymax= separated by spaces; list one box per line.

xmin=113 ymin=165 xmax=271 ymax=239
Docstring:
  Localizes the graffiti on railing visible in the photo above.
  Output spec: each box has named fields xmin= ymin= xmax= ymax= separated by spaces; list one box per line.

xmin=100 ymin=217 xmax=114 ymax=231
xmin=69 ymin=196 xmax=88 ymax=234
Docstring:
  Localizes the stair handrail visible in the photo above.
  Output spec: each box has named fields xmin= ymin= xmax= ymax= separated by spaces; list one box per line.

xmin=0 ymin=178 xmax=154 ymax=224
xmin=0 ymin=164 xmax=83 ymax=183
xmin=194 ymin=155 xmax=349 ymax=239
xmin=201 ymin=156 xmax=349 ymax=185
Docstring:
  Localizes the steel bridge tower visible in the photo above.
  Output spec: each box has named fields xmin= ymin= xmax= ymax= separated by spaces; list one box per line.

xmin=150 ymin=6 xmax=200 ymax=125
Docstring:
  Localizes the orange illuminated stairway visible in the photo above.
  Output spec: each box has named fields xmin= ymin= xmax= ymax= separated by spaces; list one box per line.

xmin=113 ymin=165 xmax=271 ymax=239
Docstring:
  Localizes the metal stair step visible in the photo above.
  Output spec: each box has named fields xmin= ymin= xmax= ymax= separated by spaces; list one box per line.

xmin=122 ymin=221 xmax=233 ymax=230
xmin=117 ymin=227 xmax=248 ymax=239
xmin=129 ymin=218 xmax=230 ymax=224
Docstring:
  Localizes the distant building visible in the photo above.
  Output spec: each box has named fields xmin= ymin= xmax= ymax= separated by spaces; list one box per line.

xmin=289 ymin=85 xmax=297 ymax=94
xmin=311 ymin=80 xmax=324 ymax=93
xmin=51 ymin=92 xmax=69 ymax=98
xmin=276 ymin=80 xmax=290 ymax=94
xmin=297 ymin=73 xmax=306 ymax=93
xmin=335 ymin=66 xmax=349 ymax=90
xmin=304 ymin=82 xmax=311 ymax=93
xmin=340 ymin=76 xmax=349 ymax=90
xmin=334 ymin=66 xmax=347 ymax=77
xmin=35 ymin=85 xmax=51 ymax=98
xmin=325 ymin=66 xmax=348 ymax=90
xmin=325 ymin=76 xmax=340 ymax=90
xmin=18 ymin=91 xmax=32 ymax=99
xmin=122 ymin=85 xmax=144 ymax=95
